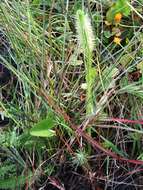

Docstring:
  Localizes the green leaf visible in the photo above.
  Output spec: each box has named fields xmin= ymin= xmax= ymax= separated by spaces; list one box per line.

xmin=0 ymin=164 xmax=15 ymax=178
xmin=106 ymin=6 xmax=117 ymax=23
xmin=119 ymin=53 xmax=135 ymax=68
xmin=102 ymin=66 xmax=119 ymax=89
xmin=32 ymin=0 xmax=41 ymax=5
xmin=89 ymin=67 xmax=97 ymax=85
xmin=106 ymin=0 xmax=131 ymax=22
xmin=137 ymin=61 xmax=143 ymax=71
xmin=103 ymin=139 xmax=128 ymax=157
xmin=115 ymin=0 xmax=131 ymax=16
xmin=32 ymin=0 xmax=52 ymax=7
xmin=0 ymin=174 xmax=31 ymax=189
xmin=30 ymin=112 xmax=56 ymax=137
xmin=104 ymin=30 xmax=113 ymax=38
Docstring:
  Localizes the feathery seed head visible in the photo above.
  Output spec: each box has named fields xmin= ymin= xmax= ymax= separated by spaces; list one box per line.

xmin=76 ymin=10 xmax=95 ymax=52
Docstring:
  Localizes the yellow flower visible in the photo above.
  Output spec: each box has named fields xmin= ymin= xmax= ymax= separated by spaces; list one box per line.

xmin=114 ymin=13 xmax=122 ymax=23
xmin=113 ymin=36 xmax=121 ymax=45
xmin=105 ymin=20 xmax=112 ymax=26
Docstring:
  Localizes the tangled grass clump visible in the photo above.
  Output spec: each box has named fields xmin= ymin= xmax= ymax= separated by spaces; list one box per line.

xmin=1 ymin=0 xmax=143 ymax=189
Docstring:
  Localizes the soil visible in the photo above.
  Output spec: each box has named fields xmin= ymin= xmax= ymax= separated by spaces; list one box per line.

xmin=36 ymin=162 xmax=143 ymax=190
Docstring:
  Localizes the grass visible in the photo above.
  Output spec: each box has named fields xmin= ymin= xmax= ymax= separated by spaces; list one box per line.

xmin=0 ymin=0 xmax=143 ymax=189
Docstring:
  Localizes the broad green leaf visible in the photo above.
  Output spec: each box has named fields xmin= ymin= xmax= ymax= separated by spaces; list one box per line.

xmin=116 ymin=0 xmax=131 ymax=16
xmin=30 ymin=112 xmax=56 ymax=137
xmin=106 ymin=0 xmax=131 ymax=23
xmin=104 ymin=30 xmax=113 ymax=38
xmin=106 ymin=6 xmax=117 ymax=23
